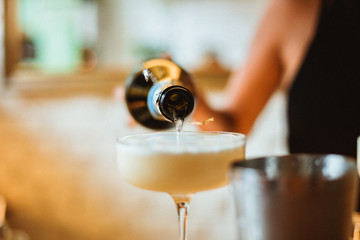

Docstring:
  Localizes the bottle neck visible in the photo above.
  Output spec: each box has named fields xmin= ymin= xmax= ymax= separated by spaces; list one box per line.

xmin=147 ymin=84 xmax=194 ymax=122
xmin=159 ymin=85 xmax=195 ymax=122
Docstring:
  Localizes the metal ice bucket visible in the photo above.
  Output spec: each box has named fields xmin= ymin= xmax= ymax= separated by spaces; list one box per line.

xmin=230 ymin=154 xmax=358 ymax=240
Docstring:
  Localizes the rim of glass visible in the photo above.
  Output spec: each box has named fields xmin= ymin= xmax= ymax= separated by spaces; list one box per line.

xmin=232 ymin=153 xmax=356 ymax=167
xmin=231 ymin=153 xmax=357 ymax=179
xmin=117 ymin=131 xmax=246 ymax=146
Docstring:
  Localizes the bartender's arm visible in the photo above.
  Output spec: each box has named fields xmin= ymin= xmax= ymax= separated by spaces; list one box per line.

xmin=192 ymin=0 xmax=320 ymax=134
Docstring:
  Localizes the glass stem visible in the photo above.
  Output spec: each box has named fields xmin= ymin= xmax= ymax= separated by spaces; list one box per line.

xmin=172 ymin=195 xmax=192 ymax=240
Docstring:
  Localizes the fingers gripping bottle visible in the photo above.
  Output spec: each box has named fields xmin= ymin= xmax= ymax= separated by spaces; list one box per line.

xmin=125 ymin=58 xmax=195 ymax=129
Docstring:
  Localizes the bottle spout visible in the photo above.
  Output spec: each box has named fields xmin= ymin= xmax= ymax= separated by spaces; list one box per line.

xmin=159 ymin=85 xmax=195 ymax=122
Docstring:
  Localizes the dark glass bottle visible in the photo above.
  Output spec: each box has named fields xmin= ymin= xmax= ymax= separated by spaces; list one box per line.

xmin=125 ymin=58 xmax=195 ymax=129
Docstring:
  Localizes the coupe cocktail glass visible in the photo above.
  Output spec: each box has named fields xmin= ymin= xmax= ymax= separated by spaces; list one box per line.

xmin=117 ymin=131 xmax=246 ymax=240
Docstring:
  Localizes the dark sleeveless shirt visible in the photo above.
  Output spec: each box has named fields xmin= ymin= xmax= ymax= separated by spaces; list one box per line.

xmin=288 ymin=0 xmax=360 ymax=158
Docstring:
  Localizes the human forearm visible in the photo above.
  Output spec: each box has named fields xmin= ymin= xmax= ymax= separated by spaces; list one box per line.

xmin=192 ymin=92 xmax=239 ymax=133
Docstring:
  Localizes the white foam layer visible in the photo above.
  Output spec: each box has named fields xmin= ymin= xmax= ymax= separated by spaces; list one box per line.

xmin=118 ymin=131 xmax=246 ymax=154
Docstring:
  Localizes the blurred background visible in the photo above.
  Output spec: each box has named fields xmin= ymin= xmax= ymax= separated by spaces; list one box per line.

xmin=0 ymin=0 xmax=288 ymax=239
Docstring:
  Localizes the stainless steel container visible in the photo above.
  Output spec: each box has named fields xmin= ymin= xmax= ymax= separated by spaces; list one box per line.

xmin=230 ymin=154 xmax=358 ymax=240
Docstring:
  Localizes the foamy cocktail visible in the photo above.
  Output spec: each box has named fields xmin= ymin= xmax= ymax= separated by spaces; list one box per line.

xmin=117 ymin=131 xmax=246 ymax=240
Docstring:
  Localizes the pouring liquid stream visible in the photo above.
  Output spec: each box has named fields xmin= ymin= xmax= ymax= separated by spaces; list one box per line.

xmin=174 ymin=117 xmax=214 ymax=144
xmin=175 ymin=118 xmax=184 ymax=144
